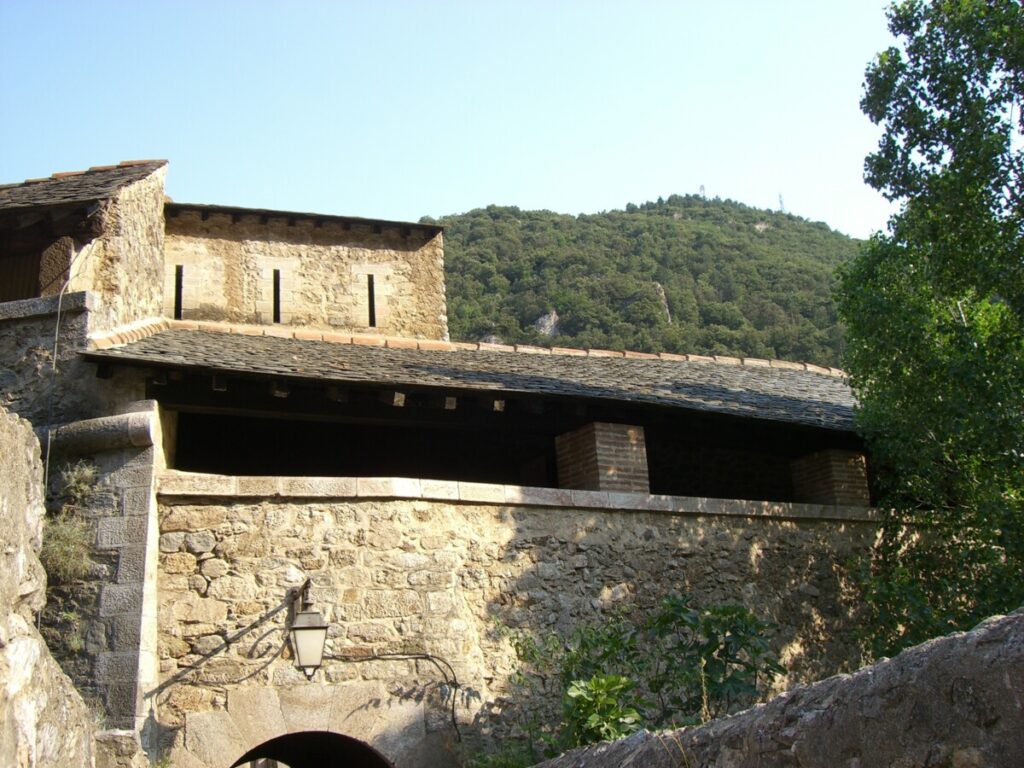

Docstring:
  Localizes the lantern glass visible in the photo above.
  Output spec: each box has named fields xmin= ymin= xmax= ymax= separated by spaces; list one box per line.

xmin=289 ymin=608 xmax=328 ymax=678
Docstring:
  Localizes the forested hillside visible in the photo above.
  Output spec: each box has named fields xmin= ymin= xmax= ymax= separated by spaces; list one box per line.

xmin=432 ymin=196 xmax=860 ymax=367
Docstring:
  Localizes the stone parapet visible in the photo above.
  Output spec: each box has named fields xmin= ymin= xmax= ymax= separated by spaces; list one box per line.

xmin=157 ymin=470 xmax=876 ymax=522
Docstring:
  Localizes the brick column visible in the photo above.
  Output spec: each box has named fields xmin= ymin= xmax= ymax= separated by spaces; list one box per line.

xmin=790 ymin=449 xmax=870 ymax=506
xmin=555 ymin=422 xmax=650 ymax=493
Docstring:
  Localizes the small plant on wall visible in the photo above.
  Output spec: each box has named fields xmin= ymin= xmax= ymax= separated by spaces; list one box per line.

xmin=40 ymin=460 xmax=97 ymax=583
xmin=469 ymin=595 xmax=783 ymax=767
xmin=39 ymin=459 xmax=101 ymax=673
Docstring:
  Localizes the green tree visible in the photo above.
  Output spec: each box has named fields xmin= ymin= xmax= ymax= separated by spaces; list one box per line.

xmin=837 ymin=0 xmax=1024 ymax=656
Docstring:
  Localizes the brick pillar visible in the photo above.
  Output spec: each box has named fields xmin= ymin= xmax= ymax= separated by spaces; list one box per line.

xmin=790 ymin=449 xmax=870 ymax=506
xmin=555 ymin=422 xmax=650 ymax=493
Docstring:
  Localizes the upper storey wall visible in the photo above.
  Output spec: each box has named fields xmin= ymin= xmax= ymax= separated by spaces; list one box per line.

xmin=163 ymin=209 xmax=448 ymax=340
xmin=77 ymin=167 xmax=167 ymax=331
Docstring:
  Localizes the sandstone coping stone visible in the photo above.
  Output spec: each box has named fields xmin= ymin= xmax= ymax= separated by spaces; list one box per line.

xmin=0 ymin=290 xmax=92 ymax=322
xmin=43 ymin=409 xmax=156 ymax=457
xmin=157 ymin=470 xmax=878 ymax=522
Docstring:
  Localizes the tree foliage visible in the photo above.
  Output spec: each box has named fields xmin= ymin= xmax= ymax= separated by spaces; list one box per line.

xmin=838 ymin=0 xmax=1024 ymax=656
xmin=434 ymin=196 xmax=859 ymax=366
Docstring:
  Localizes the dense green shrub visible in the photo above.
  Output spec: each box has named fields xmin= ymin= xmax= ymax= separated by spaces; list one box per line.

xmin=471 ymin=596 xmax=783 ymax=766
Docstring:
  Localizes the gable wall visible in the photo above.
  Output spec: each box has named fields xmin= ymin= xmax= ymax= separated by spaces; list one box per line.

xmin=163 ymin=212 xmax=448 ymax=340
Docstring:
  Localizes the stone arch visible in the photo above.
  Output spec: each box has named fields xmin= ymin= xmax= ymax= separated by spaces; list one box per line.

xmin=230 ymin=730 xmax=394 ymax=768
xmin=170 ymin=683 xmax=439 ymax=768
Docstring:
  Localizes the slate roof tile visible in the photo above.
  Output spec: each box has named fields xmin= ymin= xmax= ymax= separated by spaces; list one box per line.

xmin=84 ymin=329 xmax=856 ymax=431
xmin=0 ymin=161 xmax=166 ymax=211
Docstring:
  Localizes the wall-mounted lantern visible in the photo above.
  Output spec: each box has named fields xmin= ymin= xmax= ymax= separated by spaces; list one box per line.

xmin=288 ymin=579 xmax=328 ymax=680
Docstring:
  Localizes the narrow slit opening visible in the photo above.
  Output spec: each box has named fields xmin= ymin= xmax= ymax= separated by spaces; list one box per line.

xmin=173 ymin=265 xmax=183 ymax=320
xmin=272 ymin=269 xmax=281 ymax=324
xmin=367 ymin=274 xmax=376 ymax=327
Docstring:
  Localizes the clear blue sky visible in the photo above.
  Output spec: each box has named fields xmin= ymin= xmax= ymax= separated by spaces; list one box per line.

xmin=1 ymin=1 xmax=895 ymax=238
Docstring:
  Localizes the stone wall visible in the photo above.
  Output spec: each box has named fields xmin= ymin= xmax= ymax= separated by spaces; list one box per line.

xmin=0 ymin=293 xmax=96 ymax=427
xmin=42 ymin=405 xmax=164 ymax=734
xmin=0 ymin=406 xmax=94 ymax=767
xmin=0 ymin=294 xmax=148 ymax=428
xmin=539 ymin=608 xmax=1024 ymax=768
xmin=163 ymin=211 xmax=448 ymax=340
xmin=153 ymin=475 xmax=875 ymax=767
xmin=75 ymin=167 xmax=168 ymax=333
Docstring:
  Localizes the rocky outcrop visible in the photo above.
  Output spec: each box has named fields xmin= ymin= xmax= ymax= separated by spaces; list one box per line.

xmin=533 ymin=309 xmax=559 ymax=337
xmin=539 ymin=608 xmax=1024 ymax=768
xmin=0 ymin=406 xmax=94 ymax=768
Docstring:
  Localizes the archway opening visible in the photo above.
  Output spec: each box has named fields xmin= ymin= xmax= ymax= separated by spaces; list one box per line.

xmin=230 ymin=730 xmax=395 ymax=768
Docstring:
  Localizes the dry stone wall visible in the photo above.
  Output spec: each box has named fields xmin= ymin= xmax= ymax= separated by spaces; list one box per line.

xmin=539 ymin=608 xmax=1024 ymax=768
xmin=0 ymin=406 xmax=94 ymax=768
xmin=154 ymin=484 xmax=874 ymax=766
xmin=163 ymin=212 xmax=448 ymax=340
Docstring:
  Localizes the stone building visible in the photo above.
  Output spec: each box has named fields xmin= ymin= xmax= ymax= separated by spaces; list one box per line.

xmin=0 ymin=161 xmax=876 ymax=767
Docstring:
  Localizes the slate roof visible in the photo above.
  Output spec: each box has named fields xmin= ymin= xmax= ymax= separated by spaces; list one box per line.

xmin=84 ymin=328 xmax=857 ymax=431
xmin=0 ymin=161 xmax=166 ymax=212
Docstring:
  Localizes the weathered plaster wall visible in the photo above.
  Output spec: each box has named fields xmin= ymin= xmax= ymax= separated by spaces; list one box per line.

xmin=539 ymin=609 xmax=1024 ymax=768
xmin=0 ymin=406 xmax=94 ymax=768
xmin=75 ymin=167 xmax=167 ymax=333
xmin=153 ymin=477 xmax=874 ymax=767
xmin=163 ymin=212 xmax=448 ymax=340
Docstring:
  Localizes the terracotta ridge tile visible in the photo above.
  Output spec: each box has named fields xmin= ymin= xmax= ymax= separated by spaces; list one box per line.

xmin=88 ymin=317 xmax=169 ymax=349
xmin=196 ymin=321 xmax=232 ymax=333
xmin=417 ymin=340 xmax=454 ymax=351
xmin=385 ymin=337 xmax=419 ymax=349
xmin=351 ymin=333 xmax=386 ymax=346
xmin=478 ymin=341 xmax=515 ymax=352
